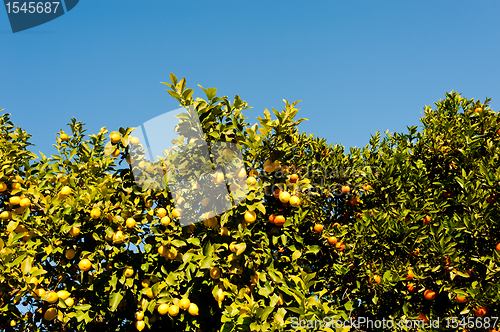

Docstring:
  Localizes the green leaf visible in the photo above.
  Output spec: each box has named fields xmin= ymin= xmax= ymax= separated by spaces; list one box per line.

xmin=109 ymin=292 xmax=124 ymax=312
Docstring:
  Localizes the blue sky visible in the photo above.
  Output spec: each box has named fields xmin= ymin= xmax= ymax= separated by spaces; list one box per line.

xmin=2 ymin=0 xmax=500 ymax=157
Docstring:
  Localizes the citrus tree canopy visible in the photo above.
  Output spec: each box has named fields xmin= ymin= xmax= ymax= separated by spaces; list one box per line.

xmin=0 ymin=75 xmax=499 ymax=331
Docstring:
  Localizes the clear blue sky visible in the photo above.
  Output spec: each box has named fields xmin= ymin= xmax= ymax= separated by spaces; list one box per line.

xmin=2 ymin=0 xmax=500 ymax=157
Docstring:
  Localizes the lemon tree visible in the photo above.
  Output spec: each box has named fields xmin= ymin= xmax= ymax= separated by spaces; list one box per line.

xmin=0 ymin=76 xmax=499 ymax=332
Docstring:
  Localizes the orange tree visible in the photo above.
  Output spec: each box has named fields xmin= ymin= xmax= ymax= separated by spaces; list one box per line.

xmin=0 ymin=75 xmax=499 ymax=332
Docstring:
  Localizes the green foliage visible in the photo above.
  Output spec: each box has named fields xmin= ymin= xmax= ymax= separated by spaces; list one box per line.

xmin=0 ymin=82 xmax=499 ymax=332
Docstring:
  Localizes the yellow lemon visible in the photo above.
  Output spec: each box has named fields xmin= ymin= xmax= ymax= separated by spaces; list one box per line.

xmin=69 ymin=226 xmax=80 ymax=237
xmin=124 ymin=267 xmax=134 ymax=278
xmin=167 ymin=247 xmax=177 ymax=260
xmin=244 ymin=210 xmax=256 ymax=223
xmin=110 ymin=133 xmax=121 ymax=144
xmin=64 ymin=297 xmax=74 ymax=307
xmin=65 ymin=249 xmax=76 ymax=260
xmin=112 ymin=231 xmax=124 ymax=244
xmin=160 ymin=216 xmax=170 ymax=226
xmin=135 ymin=320 xmax=145 ymax=331
xmin=60 ymin=133 xmax=69 ymax=141
xmin=79 ymin=259 xmax=92 ymax=271
xmin=44 ymin=308 xmax=57 ymax=321
xmin=145 ymin=288 xmax=154 ymax=299
xmin=19 ymin=198 xmax=31 ymax=208
xmin=43 ymin=291 xmax=59 ymax=304
xmin=172 ymin=208 xmax=182 ymax=219
xmin=263 ymin=159 xmax=275 ymax=173
xmin=187 ymin=303 xmax=199 ymax=316
xmin=156 ymin=208 xmax=167 ymax=218
xmin=168 ymin=304 xmax=179 ymax=316
xmin=126 ymin=218 xmax=136 ymax=228
xmin=246 ymin=176 xmax=257 ymax=185
xmin=90 ymin=209 xmax=101 ymax=219
xmin=130 ymin=137 xmax=140 ymax=146
xmin=0 ymin=211 xmax=10 ymax=219
xmin=279 ymin=191 xmax=290 ymax=203
xmin=289 ymin=195 xmax=301 ymax=207
xmin=157 ymin=303 xmax=169 ymax=315
xmin=56 ymin=290 xmax=71 ymax=300
xmin=9 ymin=196 xmax=21 ymax=205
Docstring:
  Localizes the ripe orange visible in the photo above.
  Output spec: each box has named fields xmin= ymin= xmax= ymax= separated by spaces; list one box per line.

xmin=424 ymin=289 xmax=436 ymax=300
xmin=136 ymin=310 xmax=145 ymax=320
xmin=60 ymin=133 xmax=69 ymax=141
xmin=126 ymin=218 xmax=136 ymax=228
xmin=418 ymin=312 xmax=428 ymax=322
xmin=111 ymin=149 xmax=120 ymax=157
xmin=407 ymin=283 xmax=416 ymax=293
xmin=341 ymin=185 xmax=350 ymax=194
xmin=268 ymin=214 xmax=275 ymax=224
xmin=244 ymin=210 xmax=256 ymax=223
xmin=273 ymin=188 xmax=281 ymax=199
xmin=475 ymin=107 xmax=482 ymax=112
xmin=145 ymin=288 xmax=154 ymax=299
xmin=405 ymin=269 xmax=414 ymax=280
xmin=274 ymin=215 xmax=285 ymax=226
xmin=456 ymin=294 xmax=467 ymax=303
xmin=328 ymin=236 xmax=337 ymax=245
xmin=496 ymin=242 xmax=500 ymax=251
xmin=290 ymin=174 xmax=299 ymax=183
xmin=335 ymin=242 xmax=345 ymax=251
xmin=210 ymin=267 xmax=221 ymax=279
xmin=422 ymin=215 xmax=431 ymax=225
xmin=11 ymin=183 xmax=21 ymax=190
xmin=110 ymin=133 xmax=121 ymax=143
xmin=371 ymin=275 xmax=381 ymax=284
xmin=474 ymin=306 xmax=487 ymax=317
xmin=0 ymin=211 xmax=10 ymax=220
xmin=0 ymin=182 xmax=6 ymax=192
xmin=145 ymin=199 xmax=154 ymax=208
xmin=363 ymin=184 xmax=372 ymax=191
xmin=313 ymin=224 xmax=323 ymax=232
